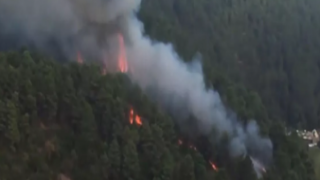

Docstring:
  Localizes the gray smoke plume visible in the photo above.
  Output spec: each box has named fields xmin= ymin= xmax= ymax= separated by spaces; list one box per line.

xmin=0 ymin=0 xmax=272 ymax=173
xmin=125 ymin=16 xmax=273 ymax=169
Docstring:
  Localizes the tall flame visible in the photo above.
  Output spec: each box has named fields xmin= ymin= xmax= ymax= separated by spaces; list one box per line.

xmin=76 ymin=33 xmax=128 ymax=74
xmin=129 ymin=109 xmax=134 ymax=124
xmin=117 ymin=33 xmax=128 ymax=73
xmin=129 ymin=108 xmax=142 ymax=126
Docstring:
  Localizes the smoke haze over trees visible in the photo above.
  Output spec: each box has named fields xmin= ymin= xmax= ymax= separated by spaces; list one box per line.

xmin=0 ymin=0 xmax=273 ymax=168
xmin=0 ymin=0 xmax=319 ymax=179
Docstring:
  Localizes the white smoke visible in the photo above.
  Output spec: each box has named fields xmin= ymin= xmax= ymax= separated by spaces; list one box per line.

xmin=250 ymin=156 xmax=267 ymax=178
xmin=0 ymin=0 xmax=272 ymax=172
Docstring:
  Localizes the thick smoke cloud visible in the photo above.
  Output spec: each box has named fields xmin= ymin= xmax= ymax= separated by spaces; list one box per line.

xmin=0 ymin=0 xmax=138 ymax=61
xmin=0 ymin=0 xmax=80 ymax=58
xmin=0 ymin=0 xmax=272 ymax=173
xmin=125 ymin=16 xmax=273 ymax=170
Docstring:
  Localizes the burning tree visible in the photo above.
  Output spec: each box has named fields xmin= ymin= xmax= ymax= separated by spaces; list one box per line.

xmin=76 ymin=32 xmax=128 ymax=74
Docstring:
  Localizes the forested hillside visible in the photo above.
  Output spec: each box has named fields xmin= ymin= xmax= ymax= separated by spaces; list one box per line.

xmin=0 ymin=50 xmax=315 ymax=180
xmin=139 ymin=0 xmax=320 ymax=129
xmin=0 ymin=0 xmax=319 ymax=179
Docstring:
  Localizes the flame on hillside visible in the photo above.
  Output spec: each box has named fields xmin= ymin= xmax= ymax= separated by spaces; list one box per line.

xmin=209 ymin=161 xmax=218 ymax=171
xmin=117 ymin=33 xmax=128 ymax=73
xmin=178 ymin=139 xmax=217 ymax=171
xmin=129 ymin=108 xmax=142 ymax=126
xmin=76 ymin=33 xmax=128 ymax=74
xmin=76 ymin=33 xmax=218 ymax=172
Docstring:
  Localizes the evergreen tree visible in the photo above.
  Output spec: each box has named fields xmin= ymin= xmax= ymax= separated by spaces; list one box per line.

xmin=179 ymin=155 xmax=195 ymax=180
xmin=159 ymin=147 xmax=174 ymax=180
xmin=109 ymin=139 xmax=121 ymax=180
xmin=122 ymin=140 xmax=140 ymax=180
xmin=5 ymin=99 xmax=20 ymax=146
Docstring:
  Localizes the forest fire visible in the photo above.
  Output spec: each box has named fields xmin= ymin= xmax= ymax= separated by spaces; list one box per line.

xmin=75 ymin=33 xmax=128 ymax=74
xmin=209 ymin=161 xmax=218 ymax=171
xmin=76 ymin=32 xmax=219 ymax=172
xmin=178 ymin=139 xmax=218 ymax=171
xmin=117 ymin=33 xmax=128 ymax=73
xmin=129 ymin=108 xmax=142 ymax=126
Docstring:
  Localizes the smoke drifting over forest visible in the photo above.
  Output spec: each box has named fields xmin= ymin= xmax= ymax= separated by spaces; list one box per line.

xmin=0 ymin=0 xmax=272 ymax=174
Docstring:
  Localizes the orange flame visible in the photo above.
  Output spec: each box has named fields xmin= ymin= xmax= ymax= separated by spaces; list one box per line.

xmin=129 ymin=108 xmax=142 ymax=126
xmin=117 ymin=33 xmax=128 ymax=73
xmin=76 ymin=33 xmax=128 ymax=74
xmin=77 ymin=51 xmax=83 ymax=64
xmin=135 ymin=115 xmax=142 ymax=126
xmin=129 ymin=109 xmax=134 ymax=124
xmin=209 ymin=161 xmax=218 ymax=171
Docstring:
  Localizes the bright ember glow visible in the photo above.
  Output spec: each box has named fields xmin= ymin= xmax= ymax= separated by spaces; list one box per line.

xmin=129 ymin=109 xmax=134 ymax=124
xmin=209 ymin=161 xmax=218 ymax=171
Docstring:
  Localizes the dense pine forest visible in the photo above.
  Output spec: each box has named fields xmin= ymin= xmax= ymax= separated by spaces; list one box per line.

xmin=0 ymin=0 xmax=320 ymax=179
